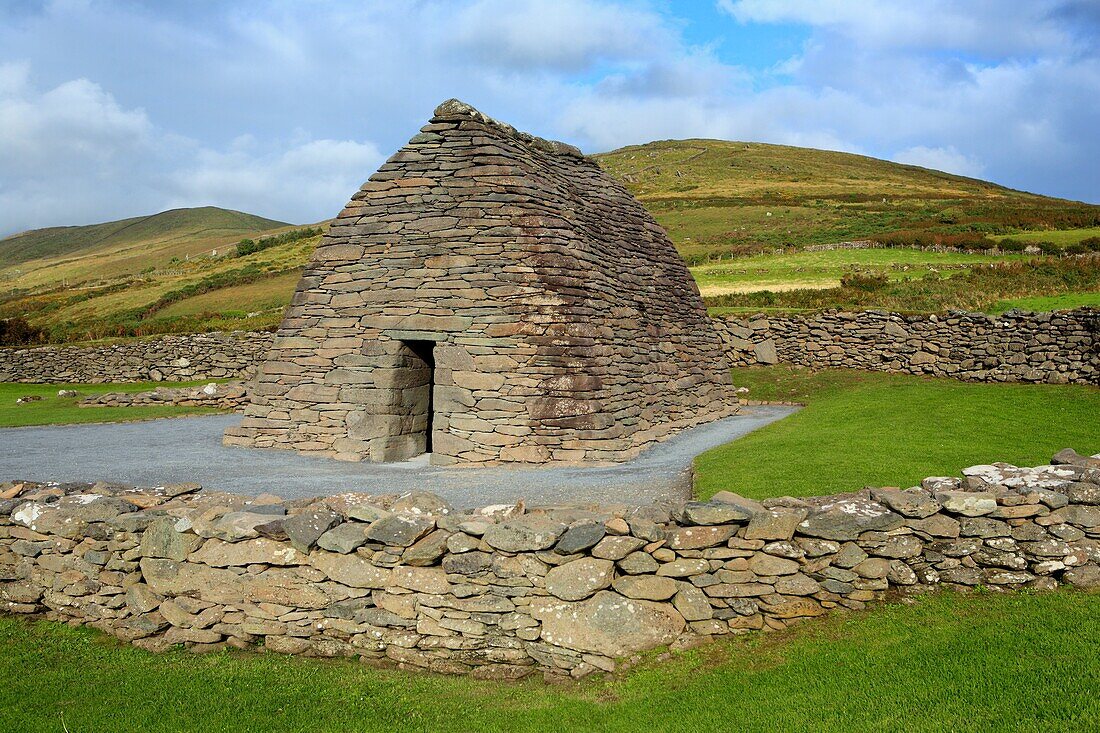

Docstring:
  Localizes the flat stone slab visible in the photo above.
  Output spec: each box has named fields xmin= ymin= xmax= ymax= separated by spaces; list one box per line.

xmin=0 ymin=407 xmax=797 ymax=508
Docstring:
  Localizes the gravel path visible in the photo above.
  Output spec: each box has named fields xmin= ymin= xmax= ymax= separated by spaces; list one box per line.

xmin=0 ymin=406 xmax=797 ymax=507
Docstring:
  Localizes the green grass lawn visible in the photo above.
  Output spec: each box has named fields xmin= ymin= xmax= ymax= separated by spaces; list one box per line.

xmin=3 ymin=589 xmax=1097 ymax=733
xmin=990 ymin=291 xmax=1100 ymax=313
xmin=0 ymin=381 xmax=223 ymax=427
xmin=696 ymin=366 xmax=1100 ymax=499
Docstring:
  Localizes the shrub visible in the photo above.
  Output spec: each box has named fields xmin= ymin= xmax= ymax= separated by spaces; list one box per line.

xmin=840 ymin=271 xmax=889 ymax=291
xmin=0 ymin=317 xmax=47 ymax=346
xmin=236 ymin=227 xmax=323 ymax=257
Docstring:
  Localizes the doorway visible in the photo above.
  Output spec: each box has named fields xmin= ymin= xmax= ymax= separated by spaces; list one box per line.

xmin=402 ymin=339 xmax=436 ymax=455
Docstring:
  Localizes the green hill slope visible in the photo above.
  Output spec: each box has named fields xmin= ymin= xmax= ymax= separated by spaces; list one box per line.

xmin=0 ymin=207 xmax=289 ymax=269
xmin=2 ymin=142 xmax=1097 ymax=344
xmin=594 ymin=140 xmax=1100 ymax=264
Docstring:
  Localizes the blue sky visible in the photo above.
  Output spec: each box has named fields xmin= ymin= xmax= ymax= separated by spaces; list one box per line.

xmin=1 ymin=0 xmax=1098 ymax=235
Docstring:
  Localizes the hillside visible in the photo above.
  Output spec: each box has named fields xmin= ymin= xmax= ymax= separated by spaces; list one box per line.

xmin=2 ymin=142 xmax=1098 ymax=344
xmin=594 ymin=140 xmax=1100 ymax=264
xmin=0 ymin=207 xmax=289 ymax=270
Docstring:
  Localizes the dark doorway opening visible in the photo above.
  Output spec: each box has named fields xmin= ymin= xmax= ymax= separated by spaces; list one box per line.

xmin=403 ymin=340 xmax=436 ymax=454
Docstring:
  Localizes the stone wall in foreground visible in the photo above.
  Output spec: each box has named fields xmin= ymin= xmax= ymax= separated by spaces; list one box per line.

xmin=0 ymin=332 xmax=274 ymax=384
xmin=2 ymin=449 xmax=1098 ymax=680
xmin=713 ymin=309 xmax=1099 ymax=384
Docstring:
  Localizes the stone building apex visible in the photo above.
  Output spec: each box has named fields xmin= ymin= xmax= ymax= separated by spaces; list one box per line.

xmin=431 ymin=98 xmax=584 ymax=158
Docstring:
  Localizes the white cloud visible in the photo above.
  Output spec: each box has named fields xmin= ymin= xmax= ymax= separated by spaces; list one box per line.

xmin=719 ymin=0 xmax=1085 ymax=56
xmin=0 ymin=62 xmax=383 ymax=234
xmin=0 ymin=0 xmax=1097 ymax=238
xmin=448 ymin=0 xmax=674 ymax=71
xmin=169 ymin=138 xmax=383 ymax=223
xmin=894 ymin=146 xmax=985 ymax=178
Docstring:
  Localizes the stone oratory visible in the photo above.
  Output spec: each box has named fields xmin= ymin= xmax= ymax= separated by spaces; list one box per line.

xmin=225 ymin=100 xmax=737 ymax=464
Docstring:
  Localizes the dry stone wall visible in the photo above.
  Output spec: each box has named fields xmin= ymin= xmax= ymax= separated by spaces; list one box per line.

xmin=227 ymin=99 xmax=736 ymax=465
xmin=0 ymin=332 xmax=273 ymax=384
xmin=3 ymin=309 xmax=1094 ymax=391
xmin=714 ymin=309 xmax=1099 ymax=384
xmin=2 ymin=449 xmax=1098 ymax=680
xmin=78 ymin=382 xmax=249 ymax=411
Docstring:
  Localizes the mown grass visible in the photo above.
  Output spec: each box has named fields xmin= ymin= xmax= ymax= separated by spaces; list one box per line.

xmin=695 ymin=366 xmax=1100 ymax=500
xmin=0 ymin=381 xmax=223 ymax=427
xmin=2 ymin=589 xmax=1097 ymax=733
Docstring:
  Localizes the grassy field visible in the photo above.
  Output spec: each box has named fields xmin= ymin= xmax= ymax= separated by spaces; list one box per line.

xmin=595 ymin=139 xmax=1100 ymax=264
xmin=155 ymin=270 xmax=303 ymax=318
xmin=695 ymin=366 xmax=1100 ymax=499
xmin=0 ymin=207 xmax=289 ymax=285
xmin=704 ymin=257 xmax=1100 ymax=313
xmin=0 ymin=381 xmax=223 ymax=427
xmin=691 ymin=247 xmax=1022 ymax=296
xmin=2 ymin=589 xmax=1097 ymax=733
xmin=990 ymin=291 xmax=1100 ymax=313
xmin=992 ymin=226 xmax=1100 ymax=246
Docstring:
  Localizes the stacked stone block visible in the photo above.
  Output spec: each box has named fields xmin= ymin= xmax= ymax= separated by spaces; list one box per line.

xmin=714 ymin=308 xmax=1099 ymax=384
xmin=225 ymin=99 xmax=737 ymax=464
xmin=0 ymin=331 xmax=272 ymax=384
xmin=2 ymin=449 xmax=1098 ymax=680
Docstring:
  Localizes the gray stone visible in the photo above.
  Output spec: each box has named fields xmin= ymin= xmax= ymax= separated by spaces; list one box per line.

xmin=1064 ymin=482 xmax=1100 ymax=505
xmin=796 ymin=498 xmax=903 ymax=540
xmin=483 ymin=515 xmax=567 ymax=552
xmin=672 ymin=586 xmax=713 ymax=621
xmin=870 ymin=488 xmax=941 ymax=518
xmin=141 ymin=518 xmax=201 ymax=561
xmin=317 ymin=522 xmax=372 ymax=554
xmin=773 ymin=573 xmax=820 ymax=595
xmin=365 ymin=514 xmax=436 ymax=548
xmin=189 ymin=538 xmax=304 ymax=567
xmin=617 ymin=551 xmax=659 ymax=575
xmin=935 ymin=491 xmax=997 ymax=517
xmin=402 ymin=529 xmax=451 ymax=566
xmin=545 ymin=557 xmax=615 ymax=601
xmin=744 ymin=507 xmax=808 ymax=541
xmin=748 ymin=553 xmax=800 ymax=576
xmin=886 ymin=560 xmax=918 ymax=585
xmin=656 ymin=558 xmax=709 ymax=578
xmin=591 ymin=535 xmax=646 ymax=561
xmin=613 ymin=575 xmax=678 ymax=601
xmin=308 ymin=551 xmax=392 ymax=588
xmin=1054 ymin=505 xmax=1100 ymax=528
xmin=346 ymin=504 xmax=391 ymax=523
xmin=676 ymin=501 xmax=752 ymax=526
xmin=442 ymin=550 xmax=493 ymax=575
xmin=531 ymin=591 xmax=686 ymax=657
xmin=283 ymin=509 xmax=343 ymax=552
xmin=392 ymin=492 xmax=452 ymax=516
xmin=554 ymin=522 xmax=606 ymax=555
xmin=1063 ymin=564 xmax=1100 ymax=590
